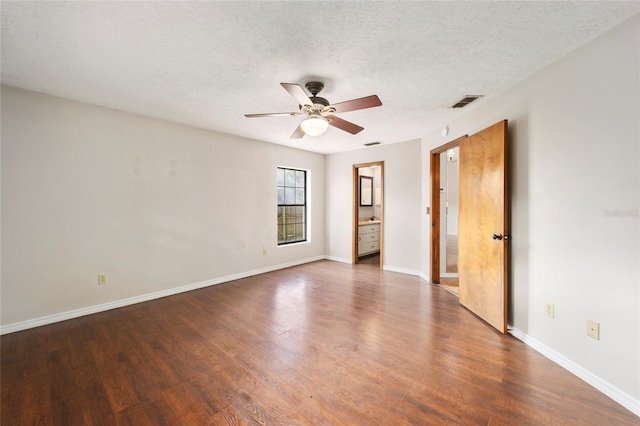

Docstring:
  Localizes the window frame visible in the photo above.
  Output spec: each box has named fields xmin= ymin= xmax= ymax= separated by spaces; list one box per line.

xmin=277 ymin=167 xmax=308 ymax=246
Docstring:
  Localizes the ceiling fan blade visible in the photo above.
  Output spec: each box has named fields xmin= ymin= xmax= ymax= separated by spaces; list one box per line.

xmin=245 ymin=112 xmax=301 ymax=118
xmin=290 ymin=124 xmax=305 ymax=139
xmin=330 ymin=95 xmax=382 ymax=113
xmin=327 ymin=115 xmax=364 ymax=135
xmin=281 ymin=83 xmax=314 ymax=107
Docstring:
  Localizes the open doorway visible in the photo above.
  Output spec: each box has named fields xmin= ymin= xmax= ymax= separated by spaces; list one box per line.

xmin=430 ymin=121 xmax=509 ymax=333
xmin=352 ymin=161 xmax=384 ymax=268
xmin=439 ymin=146 xmax=460 ymax=295
xmin=430 ymin=136 xmax=465 ymax=289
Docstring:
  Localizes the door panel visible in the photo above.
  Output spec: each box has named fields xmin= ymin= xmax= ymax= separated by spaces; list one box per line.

xmin=458 ymin=120 xmax=508 ymax=333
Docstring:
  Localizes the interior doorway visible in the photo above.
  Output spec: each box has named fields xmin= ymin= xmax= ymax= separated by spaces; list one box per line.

xmin=430 ymin=137 xmax=465 ymax=286
xmin=439 ymin=146 xmax=460 ymax=295
xmin=430 ymin=121 xmax=509 ymax=333
xmin=352 ymin=161 xmax=384 ymax=268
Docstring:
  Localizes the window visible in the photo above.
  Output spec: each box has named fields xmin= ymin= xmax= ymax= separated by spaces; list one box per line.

xmin=277 ymin=167 xmax=306 ymax=245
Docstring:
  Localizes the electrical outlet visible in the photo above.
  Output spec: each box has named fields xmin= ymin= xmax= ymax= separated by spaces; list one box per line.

xmin=587 ymin=320 xmax=600 ymax=340
xmin=544 ymin=302 xmax=554 ymax=319
xmin=98 ymin=273 xmax=107 ymax=285
xmin=262 ymin=249 xmax=267 ymax=256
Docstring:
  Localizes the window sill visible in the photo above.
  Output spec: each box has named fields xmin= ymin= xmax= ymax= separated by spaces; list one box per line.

xmin=278 ymin=240 xmax=309 ymax=248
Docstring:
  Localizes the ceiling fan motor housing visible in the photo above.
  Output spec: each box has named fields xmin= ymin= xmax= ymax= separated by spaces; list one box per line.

xmin=304 ymin=82 xmax=330 ymax=108
xmin=305 ymin=81 xmax=324 ymax=96
xmin=310 ymin=96 xmax=329 ymax=107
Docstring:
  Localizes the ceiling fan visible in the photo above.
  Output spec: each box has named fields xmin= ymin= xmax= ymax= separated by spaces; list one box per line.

xmin=245 ymin=82 xmax=382 ymax=139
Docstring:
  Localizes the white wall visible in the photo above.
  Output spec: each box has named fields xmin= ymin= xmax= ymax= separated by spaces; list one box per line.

xmin=1 ymin=86 xmax=325 ymax=327
xmin=326 ymin=140 xmax=422 ymax=275
xmin=422 ymin=14 xmax=639 ymax=409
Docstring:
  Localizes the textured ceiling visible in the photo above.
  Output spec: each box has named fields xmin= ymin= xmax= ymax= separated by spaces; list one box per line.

xmin=2 ymin=2 xmax=638 ymax=154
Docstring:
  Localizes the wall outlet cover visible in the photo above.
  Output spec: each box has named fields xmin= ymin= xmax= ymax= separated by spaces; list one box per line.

xmin=587 ymin=320 xmax=600 ymax=340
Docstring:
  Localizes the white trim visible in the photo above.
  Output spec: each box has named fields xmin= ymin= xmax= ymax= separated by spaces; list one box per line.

xmin=509 ymin=327 xmax=640 ymax=418
xmin=382 ymin=265 xmax=422 ymax=276
xmin=440 ymin=272 xmax=459 ymax=278
xmin=0 ymin=256 xmax=324 ymax=335
xmin=324 ymin=258 xmax=428 ymax=282
xmin=276 ymin=240 xmax=310 ymax=248
xmin=322 ymin=257 xmax=427 ymax=282
xmin=419 ymin=272 xmax=430 ymax=282
xmin=324 ymin=255 xmax=352 ymax=264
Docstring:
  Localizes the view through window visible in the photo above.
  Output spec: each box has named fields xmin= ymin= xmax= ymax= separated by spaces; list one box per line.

xmin=277 ymin=167 xmax=306 ymax=245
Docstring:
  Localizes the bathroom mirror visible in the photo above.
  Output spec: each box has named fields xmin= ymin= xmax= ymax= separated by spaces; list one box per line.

xmin=360 ymin=176 xmax=373 ymax=206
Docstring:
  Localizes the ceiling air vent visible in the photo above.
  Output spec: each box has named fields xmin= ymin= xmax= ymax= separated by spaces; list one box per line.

xmin=451 ymin=95 xmax=483 ymax=108
xmin=364 ymin=141 xmax=381 ymax=147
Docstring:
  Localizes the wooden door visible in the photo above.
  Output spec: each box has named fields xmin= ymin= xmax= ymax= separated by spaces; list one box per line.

xmin=458 ymin=120 xmax=509 ymax=333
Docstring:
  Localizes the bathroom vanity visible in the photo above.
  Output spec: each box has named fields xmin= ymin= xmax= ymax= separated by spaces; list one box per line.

xmin=358 ymin=221 xmax=380 ymax=256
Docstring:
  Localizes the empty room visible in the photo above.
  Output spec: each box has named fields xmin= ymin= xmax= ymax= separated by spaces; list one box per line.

xmin=1 ymin=2 xmax=639 ymax=425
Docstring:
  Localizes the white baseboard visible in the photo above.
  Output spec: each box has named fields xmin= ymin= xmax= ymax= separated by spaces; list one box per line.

xmin=0 ymin=256 xmax=325 ymax=335
xmin=323 ymin=256 xmax=426 ymax=279
xmin=419 ymin=272 xmax=430 ymax=282
xmin=324 ymin=255 xmax=352 ymax=264
xmin=509 ymin=327 xmax=640 ymax=418
xmin=324 ymin=257 xmax=429 ymax=282
xmin=440 ymin=272 xmax=459 ymax=278
xmin=382 ymin=265 xmax=422 ymax=276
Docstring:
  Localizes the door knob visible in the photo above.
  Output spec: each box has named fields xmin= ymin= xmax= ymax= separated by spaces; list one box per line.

xmin=492 ymin=233 xmax=503 ymax=240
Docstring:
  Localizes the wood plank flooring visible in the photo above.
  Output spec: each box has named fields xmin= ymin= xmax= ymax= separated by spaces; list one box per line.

xmin=357 ymin=253 xmax=380 ymax=265
xmin=2 ymin=260 xmax=638 ymax=425
xmin=439 ymin=277 xmax=459 ymax=297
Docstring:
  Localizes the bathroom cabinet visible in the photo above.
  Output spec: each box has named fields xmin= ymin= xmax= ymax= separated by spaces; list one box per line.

xmin=358 ymin=223 xmax=380 ymax=256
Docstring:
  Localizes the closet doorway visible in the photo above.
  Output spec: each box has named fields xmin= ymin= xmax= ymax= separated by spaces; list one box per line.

xmin=430 ymin=137 xmax=464 ymax=288
xmin=352 ymin=161 xmax=384 ymax=268
xmin=440 ymin=146 xmax=460 ymax=294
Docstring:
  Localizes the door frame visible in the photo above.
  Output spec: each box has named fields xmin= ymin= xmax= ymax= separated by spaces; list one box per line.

xmin=352 ymin=161 xmax=384 ymax=268
xmin=430 ymin=136 xmax=466 ymax=283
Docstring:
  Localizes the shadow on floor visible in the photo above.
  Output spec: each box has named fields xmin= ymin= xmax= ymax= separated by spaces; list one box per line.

xmin=358 ymin=253 xmax=380 ymax=265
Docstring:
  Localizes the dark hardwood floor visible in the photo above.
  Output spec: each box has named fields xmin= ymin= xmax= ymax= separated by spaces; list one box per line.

xmin=439 ymin=277 xmax=459 ymax=297
xmin=2 ymin=260 xmax=637 ymax=425
xmin=357 ymin=253 xmax=380 ymax=265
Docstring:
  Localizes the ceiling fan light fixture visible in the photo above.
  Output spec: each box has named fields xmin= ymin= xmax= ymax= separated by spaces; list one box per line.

xmin=300 ymin=113 xmax=329 ymax=136
xmin=246 ymin=82 xmax=381 ymax=139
